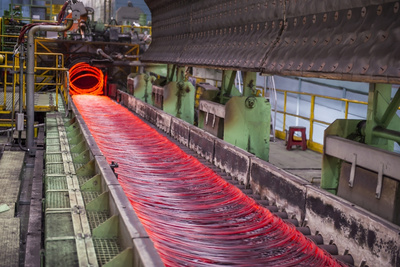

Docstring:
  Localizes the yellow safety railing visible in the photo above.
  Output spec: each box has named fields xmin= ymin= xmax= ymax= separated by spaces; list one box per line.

xmin=33 ymin=51 xmax=68 ymax=110
xmin=192 ymin=75 xmax=381 ymax=153
xmin=105 ymin=24 xmax=152 ymax=35
xmin=0 ymin=51 xmax=17 ymax=112
xmin=0 ymin=48 xmax=68 ymax=114
xmin=34 ymin=37 xmax=140 ymax=105
xmin=1 ymin=32 xmax=20 ymax=51
xmin=33 ymin=38 xmax=71 ymax=107
xmin=107 ymin=24 xmax=152 ymax=35
xmin=272 ymin=89 xmax=370 ymax=153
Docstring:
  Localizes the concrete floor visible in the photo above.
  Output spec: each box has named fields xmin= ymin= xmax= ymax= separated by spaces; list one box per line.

xmin=269 ymin=139 xmax=322 ymax=186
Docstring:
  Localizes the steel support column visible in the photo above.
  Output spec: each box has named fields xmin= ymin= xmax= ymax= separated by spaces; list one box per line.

xmin=220 ymin=70 xmax=240 ymax=104
xmin=380 ymin=88 xmax=400 ymax=128
xmin=242 ymin=72 xmax=257 ymax=97
xmin=26 ymin=20 xmax=73 ymax=156
xmin=365 ymin=83 xmax=400 ymax=150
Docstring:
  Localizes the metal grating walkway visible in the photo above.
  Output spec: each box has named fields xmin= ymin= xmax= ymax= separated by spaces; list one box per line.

xmin=45 ymin=114 xmax=98 ymax=266
xmin=44 ymin=112 xmax=123 ymax=266
xmin=0 ymin=151 xmax=25 ymax=267
xmin=0 ymin=218 xmax=20 ymax=267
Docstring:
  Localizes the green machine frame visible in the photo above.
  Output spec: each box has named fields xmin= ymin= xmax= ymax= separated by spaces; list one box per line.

xmin=127 ymin=73 xmax=155 ymax=104
xmin=321 ymin=83 xmax=400 ymax=225
xmin=162 ymin=65 xmax=195 ymax=124
xmin=197 ymin=70 xmax=271 ymax=161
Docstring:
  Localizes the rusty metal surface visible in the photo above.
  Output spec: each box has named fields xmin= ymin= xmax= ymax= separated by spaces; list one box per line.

xmin=142 ymin=0 xmax=400 ymax=83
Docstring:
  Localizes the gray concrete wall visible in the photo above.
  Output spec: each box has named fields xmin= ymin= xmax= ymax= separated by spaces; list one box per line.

xmin=116 ymin=91 xmax=400 ymax=267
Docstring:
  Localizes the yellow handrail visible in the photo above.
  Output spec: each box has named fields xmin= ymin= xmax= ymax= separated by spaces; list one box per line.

xmin=273 ymin=88 xmax=369 ymax=153
xmin=192 ymin=75 xmax=378 ymax=153
xmin=0 ymin=47 xmax=67 ymax=111
xmin=106 ymin=24 xmax=152 ymax=35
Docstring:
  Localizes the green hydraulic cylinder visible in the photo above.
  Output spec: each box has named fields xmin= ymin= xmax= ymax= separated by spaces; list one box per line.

xmin=365 ymin=83 xmax=400 ymax=150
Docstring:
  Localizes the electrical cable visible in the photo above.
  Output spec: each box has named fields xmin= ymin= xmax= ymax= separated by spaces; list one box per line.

xmin=73 ymin=95 xmax=346 ymax=267
xmin=69 ymin=62 xmax=104 ymax=95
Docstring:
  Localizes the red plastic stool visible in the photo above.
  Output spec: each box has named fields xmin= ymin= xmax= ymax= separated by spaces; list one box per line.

xmin=286 ymin=126 xmax=307 ymax=151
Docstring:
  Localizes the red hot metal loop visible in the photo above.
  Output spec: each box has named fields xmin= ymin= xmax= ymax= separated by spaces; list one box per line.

xmin=73 ymin=95 xmax=345 ymax=267
xmin=69 ymin=62 xmax=104 ymax=95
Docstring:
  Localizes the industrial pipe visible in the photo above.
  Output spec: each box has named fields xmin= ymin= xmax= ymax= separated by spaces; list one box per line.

xmin=18 ymin=45 xmax=28 ymax=151
xmin=380 ymin=88 xmax=400 ymax=128
xmin=26 ymin=19 xmax=73 ymax=156
xmin=96 ymin=48 xmax=114 ymax=62
xmin=372 ymin=126 xmax=400 ymax=144
xmin=19 ymin=46 xmax=24 ymax=114
xmin=90 ymin=59 xmax=143 ymax=67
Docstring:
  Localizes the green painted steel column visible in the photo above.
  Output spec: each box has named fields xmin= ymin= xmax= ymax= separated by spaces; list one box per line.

xmin=241 ymin=72 xmax=257 ymax=97
xmin=163 ymin=65 xmax=195 ymax=124
xmin=380 ymin=88 xmax=400 ymax=128
xmin=365 ymin=83 xmax=400 ymax=150
xmin=167 ymin=64 xmax=179 ymax=83
xmin=220 ymin=70 xmax=241 ymax=104
xmin=321 ymin=84 xmax=400 ymax=194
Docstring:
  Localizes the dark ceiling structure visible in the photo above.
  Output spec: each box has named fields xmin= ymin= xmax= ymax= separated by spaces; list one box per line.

xmin=142 ymin=0 xmax=400 ymax=84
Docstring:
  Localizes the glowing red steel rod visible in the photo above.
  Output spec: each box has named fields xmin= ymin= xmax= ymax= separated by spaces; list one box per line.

xmin=73 ymin=95 xmax=345 ymax=267
xmin=69 ymin=62 xmax=104 ymax=95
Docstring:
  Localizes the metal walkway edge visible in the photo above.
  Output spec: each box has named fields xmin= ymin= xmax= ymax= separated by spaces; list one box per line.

xmin=45 ymin=113 xmax=98 ymax=266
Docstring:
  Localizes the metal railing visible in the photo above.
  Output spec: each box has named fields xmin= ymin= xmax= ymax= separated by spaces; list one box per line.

xmin=0 ymin=51 xmax=15 ymax=111
xmin=33 ymin=39 xmax=69 ymax=108
xmin=34 ymin=37 xmax=141 ymax=105
xmin=273 ymin=89 xmax=369 ymax=153
xmin=192 ymin=75 xmax=379 ymax=153
xmin=0 ymin=44 xmax=68 ymax=113
xmin=108 ymin=24 xmax=152 ymax=35
xmin=34 ymin=51 xmax=68 ymax=109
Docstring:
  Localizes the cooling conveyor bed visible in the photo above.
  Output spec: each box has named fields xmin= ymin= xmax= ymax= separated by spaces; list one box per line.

xmin=40 ymin=94 xmax=355 ymax=266
xmin=43 ymin=99 xmax=163 ymax=266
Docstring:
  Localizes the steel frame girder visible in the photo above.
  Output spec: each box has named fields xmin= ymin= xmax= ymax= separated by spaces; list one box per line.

xmin=365 ymin=84 xmax=400 ymax=147
xmin=380 ymin=88 xmax=400 ymax=128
